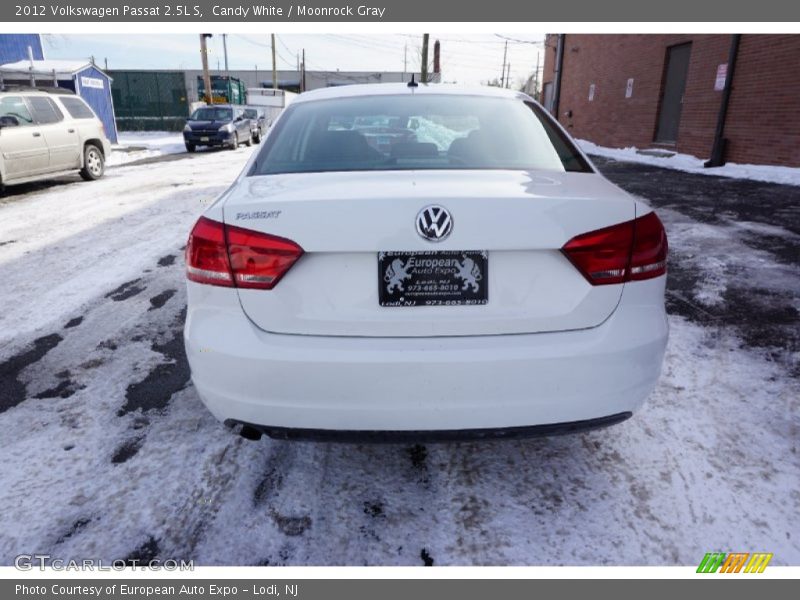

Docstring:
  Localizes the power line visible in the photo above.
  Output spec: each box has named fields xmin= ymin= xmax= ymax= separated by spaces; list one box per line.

xmin=232 ymin=34 xmax=295 ymax=69
xmin=494 ymin=34 xmax=544 ymax=45
xmin=323 ymin=34 xmax=408 ymax=54
xmin=275 ymin=34 xmax=296 ymax=57
xmin=226 ymin=33 xmax=537 ymax=84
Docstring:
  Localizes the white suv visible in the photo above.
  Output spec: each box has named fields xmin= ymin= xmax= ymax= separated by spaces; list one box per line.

xmin=0 ymin=88 xmax=112 ymax=189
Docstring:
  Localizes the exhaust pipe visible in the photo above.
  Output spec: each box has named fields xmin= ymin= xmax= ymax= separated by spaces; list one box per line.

xmin=239 ymin=425 xmax=263 ymax=441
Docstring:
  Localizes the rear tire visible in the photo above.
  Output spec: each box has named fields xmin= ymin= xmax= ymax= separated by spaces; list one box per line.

xmin=185 ymin=143 xmax=196 ymax=153
xmin=253 ymin=131 xmax=262 ymax=144
xmin=79 ymin=144 xmax=105 ymax=181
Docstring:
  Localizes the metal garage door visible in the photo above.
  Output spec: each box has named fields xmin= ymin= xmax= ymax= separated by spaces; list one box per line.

xmin=655 ymin=43 xmax=692 ymax=144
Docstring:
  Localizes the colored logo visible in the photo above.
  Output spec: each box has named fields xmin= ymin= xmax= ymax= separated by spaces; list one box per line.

xmin=697 ymin=552 xmax=773 ymax=573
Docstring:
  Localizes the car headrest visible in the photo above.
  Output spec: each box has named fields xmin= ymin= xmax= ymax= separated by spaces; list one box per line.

xmin=306 ymin=130 xmax=377 ymax=161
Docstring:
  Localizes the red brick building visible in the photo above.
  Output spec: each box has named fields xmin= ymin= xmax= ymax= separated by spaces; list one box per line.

xmin=541 ymin=34 xmax=800 ymax=167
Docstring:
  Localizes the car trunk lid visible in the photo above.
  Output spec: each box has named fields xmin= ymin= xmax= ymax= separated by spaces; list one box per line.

xmin=223 ymin=169 xmax=635 ymax=337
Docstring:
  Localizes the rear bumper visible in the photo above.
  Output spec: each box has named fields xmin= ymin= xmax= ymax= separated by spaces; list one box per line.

xmin=230 ymin=412 xmax=632 ymax=443
xmin=184 ymin=278 xmax=668 ymax=435
xmin=183 ymin=131 xmax=234 ymax=146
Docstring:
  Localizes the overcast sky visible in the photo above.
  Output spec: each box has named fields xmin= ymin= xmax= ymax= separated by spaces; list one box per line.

xmin=41 ymin=33 xmax=545 ymax=88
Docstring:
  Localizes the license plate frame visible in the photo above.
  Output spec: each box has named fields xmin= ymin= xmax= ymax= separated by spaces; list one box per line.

xmin=378 ymin=250 xmax=488 ymax=307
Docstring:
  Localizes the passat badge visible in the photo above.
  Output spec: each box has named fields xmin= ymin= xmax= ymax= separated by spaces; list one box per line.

xmin=416 ymin=205 xmax=453 ymax=242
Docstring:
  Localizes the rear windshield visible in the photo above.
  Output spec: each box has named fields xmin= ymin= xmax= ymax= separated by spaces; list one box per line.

xmin=59 ymin=96 xmax=96 ymax=119
xmin=250 ymin=94 xmax=592 ymax=176
xmin=190 ymin=107 xmax=232 ymax=121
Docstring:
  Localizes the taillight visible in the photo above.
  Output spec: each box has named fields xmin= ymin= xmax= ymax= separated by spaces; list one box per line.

xmin=185 ymin=217 xmax=303 ymax=290
xmin=628 ymin=212 xmax=668 ymax=280
xmin=225 ymin=224 xmax=303 ymax=289
xmin=562 ymin=211 xmax=667 ymax=285
xmin=186 ymin=217 xmax=234 ymax=286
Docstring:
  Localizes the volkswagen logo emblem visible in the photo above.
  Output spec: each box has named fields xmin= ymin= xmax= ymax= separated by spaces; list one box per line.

xmin=416 ymin=205 xmax=453 ymax=242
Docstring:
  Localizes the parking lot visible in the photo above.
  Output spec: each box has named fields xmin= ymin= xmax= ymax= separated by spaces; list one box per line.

xmin=0 ymin=146 xmax=798 ymax=566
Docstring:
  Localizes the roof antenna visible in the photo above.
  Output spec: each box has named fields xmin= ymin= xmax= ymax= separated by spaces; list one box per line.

xmin=407 ymin=73 xmax=418 ymax=88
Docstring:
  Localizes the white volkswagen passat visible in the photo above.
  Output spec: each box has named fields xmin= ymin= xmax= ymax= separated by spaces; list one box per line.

xmin=184 ymin=83 xmax=668 ymax=442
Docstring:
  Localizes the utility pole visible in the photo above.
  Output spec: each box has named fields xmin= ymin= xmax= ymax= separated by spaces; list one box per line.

xmin=506 ymin=62 xmax=511 ymax=88
xmin=222 ymin=33 xmax=231 ymax=103
xmin=199 ymin=33 xmax=213 ymax=104
xmin=403 ymin=43 xmax=407 ymax=80
xmin=301 ymin=48 xmax=306 ymax=92
xmin=271 ymin=34 xmax=277 ymax=90
xmin=421 ymin=33 xmax=430 ymax=83
xmin=500 ymin=40 xmax=508 ymax=87
xmin=433 ymin=39 xmax=440 ymax=81
xmin=534 ymin=51 xmax=540 ymax=97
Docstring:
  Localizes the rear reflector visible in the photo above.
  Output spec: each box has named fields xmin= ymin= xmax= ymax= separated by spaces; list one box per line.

xmin=562 ymin=211 xmax=667 ymax=285
xmin=185 ymin=217 xmax=304 ymax=290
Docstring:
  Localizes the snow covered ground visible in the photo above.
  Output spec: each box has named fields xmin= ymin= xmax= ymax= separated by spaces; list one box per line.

xmin=107 ymin=132 xmax=187 ymax=167
xmin=0 ymin=151 xmax=798 ymax=566
xmin=579 ymin=139 xmax=800 ymax=187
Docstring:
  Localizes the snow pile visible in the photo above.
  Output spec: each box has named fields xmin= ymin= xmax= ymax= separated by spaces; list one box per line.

xmin=579 ymin=139 xmax=800 ymax=187
xmin=107 ymin=132 xmax=187 ymax=167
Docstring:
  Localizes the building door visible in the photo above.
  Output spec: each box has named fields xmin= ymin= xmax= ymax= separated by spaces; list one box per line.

xmin=655 ymin=43 xmax=692 ymax=144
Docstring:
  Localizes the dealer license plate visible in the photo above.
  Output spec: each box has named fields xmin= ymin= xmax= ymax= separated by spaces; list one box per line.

xmin=378 ymin=250 xmax=488 ymax=307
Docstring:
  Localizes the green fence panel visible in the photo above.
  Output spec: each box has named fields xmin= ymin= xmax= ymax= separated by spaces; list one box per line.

xmin=109 ymin=70 xmax=189 ymax=132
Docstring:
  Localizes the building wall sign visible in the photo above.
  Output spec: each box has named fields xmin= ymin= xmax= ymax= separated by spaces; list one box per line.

xmin=714 ymin=63 xmax=728 ymax=91
xmin=81 ymin=76 xmax=105 ymax=90
xmin=625 ymin=78 xmax=634 ymax=98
